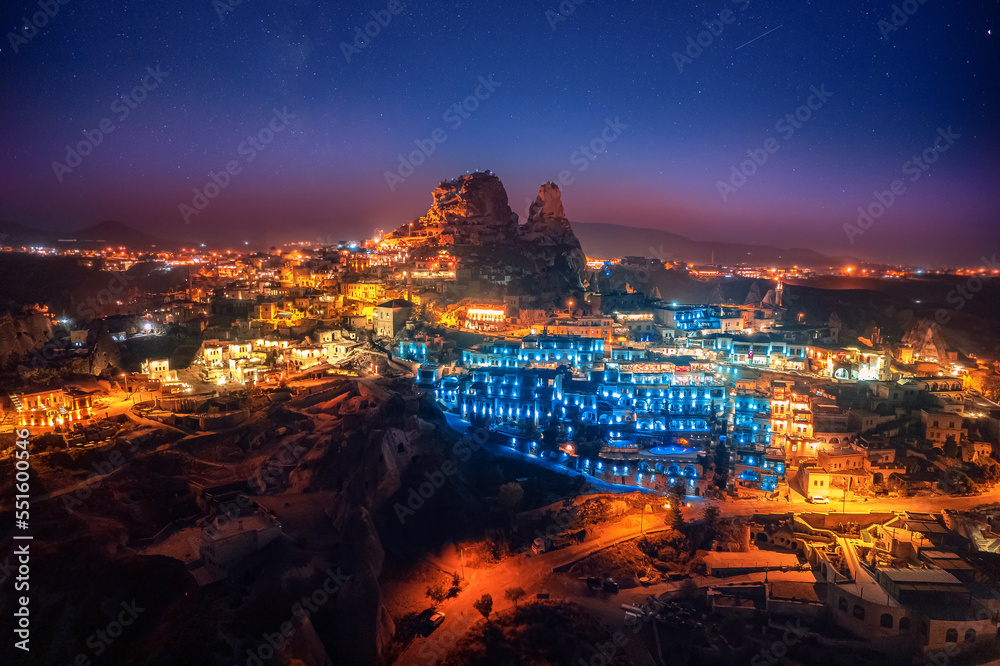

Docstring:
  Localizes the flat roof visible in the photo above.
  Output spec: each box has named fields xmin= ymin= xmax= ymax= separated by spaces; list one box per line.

xmin=880 ymin=568 xmax=962 ymax=585
xmin=704 ymin=551 xmax=800 ymax=567
xmin=769 ymin=581 xmax=827 ymax=604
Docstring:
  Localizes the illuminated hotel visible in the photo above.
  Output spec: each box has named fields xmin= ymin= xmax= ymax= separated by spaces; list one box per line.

xmin=9 ymin=387 xmax=93 ymax=428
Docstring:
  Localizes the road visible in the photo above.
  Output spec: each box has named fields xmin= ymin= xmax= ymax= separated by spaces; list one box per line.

xmin=392 ymin=478 xmax=1000 ymax=666
xmin=393 ymin=516 xmax=674 ymax=666
xmin=444 ymin=413 xmax=659 ymax=495
xmin=396 ymin=410 xmax=1000 ymax=665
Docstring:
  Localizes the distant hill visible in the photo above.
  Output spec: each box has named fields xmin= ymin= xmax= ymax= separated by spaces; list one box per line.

xmin=572 ymin=222 xmax=848 ymax=267
xmin=0 ymin=220 xmax=52 ymax=247
xmin=71 ymin=220 xmax=165 ymax=247
xmin=0 ymin=219 xmax=170 ymax=249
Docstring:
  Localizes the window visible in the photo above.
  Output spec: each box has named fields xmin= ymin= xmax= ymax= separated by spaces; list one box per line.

xmin=899 ymin=617 xmax=910 ymax=631
xmin=838 ymin=597 xmax=848 ymax=612
xmin=946 ymin=628 xmax=958 ymax=643
xmin=880 ymin=614 xmax=893 ymax=629
xmin=853 ymin=605 xmax=865 ymax=620
xmin=965 ymin=629 xmax=976 ymax=644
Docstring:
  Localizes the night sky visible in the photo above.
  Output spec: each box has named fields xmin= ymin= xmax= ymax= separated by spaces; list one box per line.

xmin=1 ymin=0 xmax=997 ymax=263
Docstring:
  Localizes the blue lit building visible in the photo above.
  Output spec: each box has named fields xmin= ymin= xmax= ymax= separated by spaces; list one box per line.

xmin=398 ymin=340 xmax=430 ymax=363
xmin=460 ymin=334 xmax=605 ymax=369
xmin=729 ymin=387 xmax=785 ymax=492
xmin=450 ymin=368 xmax=560 ymax=427
xmin=436 ymin=354 xmax=725 ymax=495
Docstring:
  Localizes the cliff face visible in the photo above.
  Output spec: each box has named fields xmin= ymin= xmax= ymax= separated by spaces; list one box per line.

xmin=391 ymin=171 xmax=518 ymax=245
xmin=0 ymin=310 xmax=53 ymax=366
xmin=902 ymin=319 xmax=955 ymax=362
xmin=520 ymin=182 xmax=578 ymax=246
xmin=386 ymin=172 xmax=585 ymax=300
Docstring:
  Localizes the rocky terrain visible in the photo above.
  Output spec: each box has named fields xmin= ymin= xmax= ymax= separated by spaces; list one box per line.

xmin=385 ymin=172 xmax=586 ymax=303
xmin=0 ymin=378 xmax=489 ymax=665
xmin=0 ymin=310 xmax=53 ymax=367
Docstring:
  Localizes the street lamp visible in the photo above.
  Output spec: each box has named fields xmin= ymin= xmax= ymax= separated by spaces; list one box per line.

xmin=842 ymin=476 xmax=852 ymax=513
xmin=640 ymin=503 xmax=652 ymax=535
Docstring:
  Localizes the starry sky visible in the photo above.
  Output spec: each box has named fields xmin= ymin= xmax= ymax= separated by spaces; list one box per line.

xmin=0 ymin=0 xmax=996 ymax=263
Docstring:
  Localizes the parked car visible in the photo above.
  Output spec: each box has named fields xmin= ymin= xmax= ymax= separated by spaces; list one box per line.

xmin=809 ymin=495 xmax=830 ymax=504
xmin=423 ymin=611 xmax=445 ymax=635
xmin=602 ymin=577 xmax=620 ymax=593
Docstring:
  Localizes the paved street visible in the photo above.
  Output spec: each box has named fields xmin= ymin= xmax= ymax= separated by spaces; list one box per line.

xmin=394 ymin=410 xmax=1000 ymax=665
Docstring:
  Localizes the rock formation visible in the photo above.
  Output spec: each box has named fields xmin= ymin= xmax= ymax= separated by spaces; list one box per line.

xmin=902 ymin=319 xmax=955 ymax=362
xmin=386 ymin=170 xmax=518 ymax=246
xmin=385 ymin=172 xmax=586 ymax=300
xmin=520 ymin=182 xmax=578 ymax=247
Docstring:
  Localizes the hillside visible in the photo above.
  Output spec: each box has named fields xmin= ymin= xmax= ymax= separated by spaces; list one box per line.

xmin=573 ymin=222 xmax=847 ymax=267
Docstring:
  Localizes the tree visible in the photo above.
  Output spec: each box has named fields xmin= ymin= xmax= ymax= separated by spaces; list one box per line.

xmin=967 ymin=370 xmax=1000 ymax=402
xmin=703 ymin=505 xmax=721 ymax=529
xmin=982 ymin=460 xmax=1000 ymax=485
xmin=697 ymin=505 xmax=722 ymax=549
xmin=504 ymin=586 xmax=526 ymax=607
xmin=666 ymin=482 xmax=686 ymax=530
xmin=713 ymin=440 xmax=729 ymax=489
xmin=497 ymin=482 xmax=524 ymax=514
xmin=473 ymin=593 xmax=493 ymax=622
xmin=943 ymin=436 xmax=959 ymax=460
xmin=426 ymin=581 xmax=447 ymax=605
